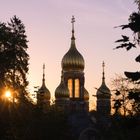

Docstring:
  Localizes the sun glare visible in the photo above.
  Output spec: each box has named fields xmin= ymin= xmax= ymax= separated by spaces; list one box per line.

xmin=5 ymin=90 xmax=11 ymax=98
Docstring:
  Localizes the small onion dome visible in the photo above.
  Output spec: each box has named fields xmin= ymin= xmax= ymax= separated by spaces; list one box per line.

xmin=61 ymin=43 xmax=85 ymax=71
xmin=38 ymin=84 xmax=51 ymax=100
xmin=84 ymin=88 xmax=89 ymax=100
xmin=96 ymin=82 xmax=111 ymax=99
xmin=96 ymin=61 xmax=111 ymax=99
xmin=38 ymin=64 xmax=51 ymax=100
xmin=55 ymin=79 xmax=69 ymax=99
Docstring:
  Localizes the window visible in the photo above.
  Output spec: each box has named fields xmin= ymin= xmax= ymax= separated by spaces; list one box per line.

xmin=68 ymin=79 xmax=73 ymax=98
xmin=75 ymin=79 xmax=79 ymax=98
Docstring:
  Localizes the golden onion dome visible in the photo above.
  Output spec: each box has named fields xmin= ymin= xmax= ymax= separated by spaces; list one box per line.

xmin=38 ymin=85 xmax=51 ymax=100
xmin=38 ymin=64 xmax=51 ymax=100
xmin=62 ymin=40 xmax=85 ymax=71
xmin=61 ymin=16 xmax=85 ymax=72
xmin=96 ymin=82 xmax=111 ymax=98
xmin=96 ymin=62 xmax=111 ymax=98
xmin=84 ymin=88 xmax=89 ymax=101
xmin=55 ymin=78 xmax=69 ymax=99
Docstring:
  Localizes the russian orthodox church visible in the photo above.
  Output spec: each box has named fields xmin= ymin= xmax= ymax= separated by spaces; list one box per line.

xmin=37 ymin=16 xmax=111 ymax=124
xmin=36 ymin=16 xmax=112 ymax=139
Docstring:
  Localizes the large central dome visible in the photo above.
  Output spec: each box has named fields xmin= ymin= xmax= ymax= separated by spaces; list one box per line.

xmin=61 ymin=16 xmax=85 ymax=72
xmin=61 ymin=39 xmax=85 ymax=71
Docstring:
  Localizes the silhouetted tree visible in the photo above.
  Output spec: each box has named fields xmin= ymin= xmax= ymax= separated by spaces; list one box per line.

xmin=0 ymin=23 xmax=11 ymax=91
xmin=115 ymin=1 xmax=140 ymax=115
xmin=0 ymin=16 xmax=29 ymax=102
xmin=111 ymin=75 xmax=140 ymax=116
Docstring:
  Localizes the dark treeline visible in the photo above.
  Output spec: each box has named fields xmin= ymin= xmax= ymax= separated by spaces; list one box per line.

xmin=0 ymin=16 xmax=74 ymax=140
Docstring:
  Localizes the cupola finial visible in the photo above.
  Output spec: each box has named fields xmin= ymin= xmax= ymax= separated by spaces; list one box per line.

xmin=43 ymin=63 xmax=45 ymax=84
xmin=71 ymin=15 xmax=75 ymax=40
xmin=102 ymin=61 xmax=105 ymax=83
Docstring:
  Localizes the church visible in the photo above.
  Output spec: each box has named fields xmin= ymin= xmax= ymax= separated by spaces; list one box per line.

xmin=36 ymin=16 xmax=111 ymax=139
xmin=37 ymin=16 xmax=111 ymax=117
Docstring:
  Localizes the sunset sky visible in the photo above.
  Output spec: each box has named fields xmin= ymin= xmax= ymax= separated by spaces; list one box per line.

xmin=0 ymin=0 xmax=139 ymax=107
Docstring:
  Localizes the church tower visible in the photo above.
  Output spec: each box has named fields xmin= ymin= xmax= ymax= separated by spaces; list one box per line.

xmin=96 ymin=62 xmax=111 ymax=116
xmin=37 ymin=64 xmax=51 ymax=110
xmin=60 ymin=16 xmax=89 ymax=112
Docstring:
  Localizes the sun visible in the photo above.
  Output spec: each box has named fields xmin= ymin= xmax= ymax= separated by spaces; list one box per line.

xmin=5 ymin=90 xmax=11 ymax=98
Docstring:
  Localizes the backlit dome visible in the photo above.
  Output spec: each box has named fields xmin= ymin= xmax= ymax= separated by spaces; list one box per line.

xmin=61 ymin=16 xmax=85 ymax=72
xmin=55 ymin=78 xmax=69 ymax=99
xmin=38 ymin=84 xmax=51 ymax=100
xmin=96 ymin=62 xmax=111 ymax=98
xmin=62 ymin=40 xmax=85 ymax=71
xmin=96 ymin=82 xmax=111 ymax=99
xmin=38 ymin=64 xmax=51 ymax=100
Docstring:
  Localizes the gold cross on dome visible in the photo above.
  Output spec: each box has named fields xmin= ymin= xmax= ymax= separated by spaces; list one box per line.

xmin=102 ymin=61 xmax=105 ymax=68
xmin=102 ymin=61 xmax=105 ymax=73
xmin=71 ymin=15 xmax=75 ymax=23
xmin=43 ymin=64 xmax=45 ymax=70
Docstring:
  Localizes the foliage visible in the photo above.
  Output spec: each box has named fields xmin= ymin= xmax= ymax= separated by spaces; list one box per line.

xmin=115 ymin=12 xmax=140 ymax=50
xmin=0 ymin=102 xmax=74 ymax=140
xmin=111 ymin=75 xmax=138 ymax=116
xmin=0 ymin=16 xmax=29 ymax=101
xmin=114 ymin=1 xmax=140 ymax=116
xmin=102 ymin=116 xmax=140 ymax=140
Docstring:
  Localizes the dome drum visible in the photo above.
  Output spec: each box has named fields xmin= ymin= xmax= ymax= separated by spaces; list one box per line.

xmin=63 ymin=71 xmax=85 ymax=77
xmin=97 ymin=93 xmax=111 ymax=99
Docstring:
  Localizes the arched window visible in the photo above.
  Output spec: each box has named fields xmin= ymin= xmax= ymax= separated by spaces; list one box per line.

xmin=68 ymin=79 xmax=73 ymax=98
xmin=75 ymin=79 xmax=79 ymax=98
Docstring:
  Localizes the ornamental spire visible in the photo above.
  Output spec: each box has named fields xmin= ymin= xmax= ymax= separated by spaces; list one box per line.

xmin=102 ymin=61 xmax=105 ymax=83
xmin=71 ymin=15 xmax=75 ymax=40
xmin=42 ymin=63 xmax=45 ymax=86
